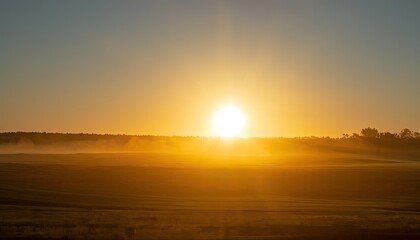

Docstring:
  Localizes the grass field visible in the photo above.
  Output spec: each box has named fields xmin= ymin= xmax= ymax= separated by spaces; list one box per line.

xmin=0 ymin=152 xmax=419 ymax=239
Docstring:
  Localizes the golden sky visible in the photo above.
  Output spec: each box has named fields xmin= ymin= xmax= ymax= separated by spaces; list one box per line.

xmin=1 ymin=1 xmax=419 ymax=137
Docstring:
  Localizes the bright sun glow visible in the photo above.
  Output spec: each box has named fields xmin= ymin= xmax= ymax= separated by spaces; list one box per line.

xmin=213 ymin=105 xmax=245 ymax=138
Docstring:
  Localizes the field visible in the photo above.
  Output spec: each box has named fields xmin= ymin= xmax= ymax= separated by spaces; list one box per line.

xmin=0 ymin=147 xmax=419 ymax=239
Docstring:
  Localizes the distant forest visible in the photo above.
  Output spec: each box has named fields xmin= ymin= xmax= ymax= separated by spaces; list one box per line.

xmin=0 ymin=127 xmax=419 ymax=144
xmin=341 ymin=127 xmax=420 ymax=140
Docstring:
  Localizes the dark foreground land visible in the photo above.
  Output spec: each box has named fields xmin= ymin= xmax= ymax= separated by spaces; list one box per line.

xmin=0 ymin=152 xmax=419 ymax=240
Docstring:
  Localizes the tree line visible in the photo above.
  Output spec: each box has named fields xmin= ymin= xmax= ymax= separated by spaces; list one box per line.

xmin=342 ymin=127 xmax=420 ymax=140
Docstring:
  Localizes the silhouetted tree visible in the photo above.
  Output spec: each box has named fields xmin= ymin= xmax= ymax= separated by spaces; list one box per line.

xmin=400 ymin=128 xmax=413 ymax=138
xmin=379 ymin=132 xmax=398 ymax=140
xmin=349 ymin=133 xmax=360 ymax=139
xmin=361 ymin=127 xmax=379 ymax=138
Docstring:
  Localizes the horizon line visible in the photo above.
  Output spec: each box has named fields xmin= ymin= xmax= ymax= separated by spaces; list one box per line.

xmin=1 ymin=129 xmax=419 ymax=139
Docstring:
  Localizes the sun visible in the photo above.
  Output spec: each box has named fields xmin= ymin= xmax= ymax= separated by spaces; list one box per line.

xmin=213 ymin=105 xmax=245 ymax=138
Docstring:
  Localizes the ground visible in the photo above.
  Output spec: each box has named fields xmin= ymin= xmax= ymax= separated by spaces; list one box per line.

xmin=0 ymin=152 xmax=419 ymax=239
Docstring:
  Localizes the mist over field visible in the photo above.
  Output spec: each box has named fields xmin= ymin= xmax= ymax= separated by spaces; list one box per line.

xmin=1 ymin=130 xmax=420 ymax=155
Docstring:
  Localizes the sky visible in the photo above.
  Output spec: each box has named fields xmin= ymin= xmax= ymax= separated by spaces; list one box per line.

xmin=1 ymin=0 xmax=419 ymax=137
